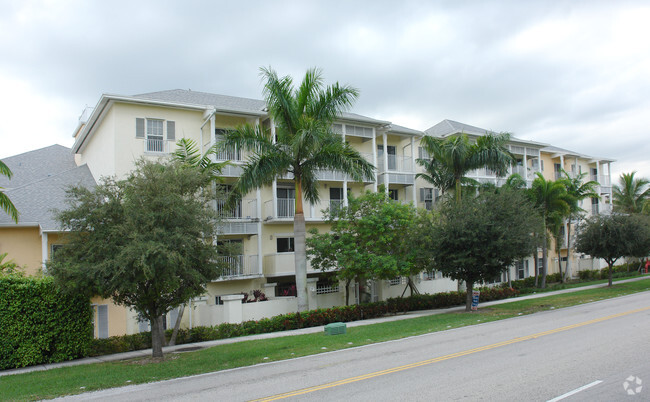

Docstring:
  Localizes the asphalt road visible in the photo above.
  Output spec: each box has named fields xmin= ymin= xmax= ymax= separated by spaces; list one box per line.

xmin=61 ymin=291 xmax=650 ymax=401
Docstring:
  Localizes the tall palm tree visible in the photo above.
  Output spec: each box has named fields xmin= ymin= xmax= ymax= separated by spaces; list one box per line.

xmin=222 ymin=67 xmax=375 ymax=312
xmin=418 ymin=132 xmax=514 ymax=203
xmin=528 ymin=173 xmax=570 ymax=288
xmin=0 ymin=160 xmax=18 ymax=223
xmin=561 ymin=170 xmax=599 ymax=281
xmin=613 ymin=171 xmax=650 ymax=214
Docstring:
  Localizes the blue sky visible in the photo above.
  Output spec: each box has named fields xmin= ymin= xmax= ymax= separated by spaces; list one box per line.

xmin=1 ymin=0 xmax=649 ymax=181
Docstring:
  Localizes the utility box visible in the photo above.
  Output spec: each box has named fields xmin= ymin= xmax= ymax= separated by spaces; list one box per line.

xmin=324 ymin=322 xmax=347 ymax=335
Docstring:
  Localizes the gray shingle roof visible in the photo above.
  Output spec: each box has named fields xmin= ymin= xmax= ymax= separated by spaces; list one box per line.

xmin=425 ymin=119 xmax=495 ymax=137
xmin=0 ymin=145 xmax=77 ymax=189
xmin=133 ymin=89 xmax=267 ymax=114
xmin=0 ymin=146 xmax=96 ymax=229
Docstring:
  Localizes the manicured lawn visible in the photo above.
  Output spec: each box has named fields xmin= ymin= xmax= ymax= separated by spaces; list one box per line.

xmin=2 ymin=278 xmax=649 ymax=401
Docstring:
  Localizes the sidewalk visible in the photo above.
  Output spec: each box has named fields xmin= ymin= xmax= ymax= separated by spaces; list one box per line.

xmin=2 ymin=275 xmax=648 ymax=377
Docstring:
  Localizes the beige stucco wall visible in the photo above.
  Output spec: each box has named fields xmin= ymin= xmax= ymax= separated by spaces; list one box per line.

xmin=0 ymin=226 xmax=43 ymax=276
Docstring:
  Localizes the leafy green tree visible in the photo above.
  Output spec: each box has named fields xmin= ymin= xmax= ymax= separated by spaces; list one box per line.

xmin=222 ymin=67 xmax=374 ymax=311
xmin=417 ymin=190 xmax=542 ymax=311
xmin=0 ymin=160 xmax=18 ymax=223
xmin=418 ymin=132 xmax=514 ymax=203
xmin=613 ymin=171 xmax=650 ymax=214
xmin=575 ymin=213 xmax=650 ymax=286
xmin=307 ymin=190 xmax=418 ymax=305
xmin=48 ymin=160 xmax=222 ymax=358
xmin=528 ymin=173 xmax=570 ymax=288
xmin=561 ymin=170 xmax=600 ymax=281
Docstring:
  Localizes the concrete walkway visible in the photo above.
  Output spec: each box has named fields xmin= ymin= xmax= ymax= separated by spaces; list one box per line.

xmin=2 ymin=275 xmax=648 ymax=377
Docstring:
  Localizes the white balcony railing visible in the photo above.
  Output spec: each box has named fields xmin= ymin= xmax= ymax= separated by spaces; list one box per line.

xmin=215 ymin=148 xmax=242 ymax=162
xmin=146 ymin=137 xmax=165 ymax=153
xmin=598 ymin=175 xmax=611 ymax=187
xmin=263 ymin=253 xmax=315 ymax=277
xmin=216 ymin=198 xmax=257 ymax=220
xmin=377 ymin=155 xmax=413 ymax=173
xmin=216 ymin=255 xmax=259 ymax=279
xmin=265 ymin=198 xmax=295 ymax=219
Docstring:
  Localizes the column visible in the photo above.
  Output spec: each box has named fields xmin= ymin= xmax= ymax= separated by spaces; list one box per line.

xmin=222 ymin=294 xmax=244 ymax=324
xmin=271 ymin=120 xmax=277 ymax=218
xmin=382 ymin=132 xmax=389 ymax=194
xmin=41 ymin=232 xmax=48 ymax=272
xmin=411 ymin=136 xmax=416 ymax=207
xmin=343 ymin=124 xmax=348 ymax=206
xmin=256 ymin=188 xmax=263 ymax=275
xmin=372 ymin=128 xmax=378 ymax=192
xmin=307 ymin=277 xmax=319 ymax=310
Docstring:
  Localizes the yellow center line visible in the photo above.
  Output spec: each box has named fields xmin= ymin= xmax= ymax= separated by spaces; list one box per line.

xmin=250 ymin=306 xmax=650 ymax=401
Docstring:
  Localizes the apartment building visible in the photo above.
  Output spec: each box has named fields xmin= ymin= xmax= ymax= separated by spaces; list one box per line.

xmin=0 ymin=89 xmax=614 ymax=337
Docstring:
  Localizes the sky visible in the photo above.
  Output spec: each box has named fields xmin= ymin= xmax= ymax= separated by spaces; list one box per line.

xmin=1 ymin=0 xmax=649 ymax=181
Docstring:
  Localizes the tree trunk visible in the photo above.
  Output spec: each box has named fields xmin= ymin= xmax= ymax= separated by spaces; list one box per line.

xmin=541 ymin=240 xmax=548 ymax=289
xmin=534 ymin=250 xmax=539 ymax=287
xmin=168 ymin=305 xmax=185 ymax=347
xmin=151 ymin=315 xmax=165 ymax=358
xmin=564 ymin=222 xmax=572 ymax=282
xmin=465 ymin=280 xmax=474 ymax=312
xmin=608 ymin=262 xmax=613 ymax=287
xmin=293 ymin=179 xmax=308 ymax=312
xmin=345 ymin=278 xmax=352 ymax=306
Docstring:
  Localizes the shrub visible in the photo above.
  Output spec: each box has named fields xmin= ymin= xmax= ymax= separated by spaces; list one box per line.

xmin=87 ymin=287 xmax=520 ymax=357
xmin=0 ymin=275 xmax=93 ymax=369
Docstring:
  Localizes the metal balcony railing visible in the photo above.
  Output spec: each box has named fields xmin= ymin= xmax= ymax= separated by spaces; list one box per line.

xmin=216 ymin=255 xmax=259 ymax=279
xmin=146 ymin=137 xmax=164 ymax=153
xmin=216 ymin=198 xmax=257 ymax=220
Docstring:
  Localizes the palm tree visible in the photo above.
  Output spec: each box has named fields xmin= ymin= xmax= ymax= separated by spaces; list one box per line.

xmin=418 ymin=132 xmax=514 ymax=203
xmin=222 ymin=67 xmax=375 ymax=312
xmin=172 ymin=138 xmax=231 ymax=180
xmin=0 ymin=160 xmax=18 ymax=223
xmin=561 ymin=170 xmax=599 ymax=281
xmin=528 ymin=173 xmax=570 ymax=288
xmin=613 ymin=171 xmax=650 ymax=214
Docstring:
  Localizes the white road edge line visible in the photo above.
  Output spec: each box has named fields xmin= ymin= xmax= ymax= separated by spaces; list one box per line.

xmin=547 ymin=380 xmax=603 ymax=402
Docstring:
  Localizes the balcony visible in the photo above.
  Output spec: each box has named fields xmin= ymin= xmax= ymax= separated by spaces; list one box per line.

xmin=217 ymin=198 xmax=257 ymax=220
xmin=262 ymin=253 xmax=316 ymax=277
xmin=377 ymin=155 xmax=413 ymax=173
xmin=214 ymin=255 xmax=260 ymax=280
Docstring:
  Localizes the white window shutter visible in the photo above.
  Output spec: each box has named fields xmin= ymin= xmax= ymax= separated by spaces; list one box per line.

xmin=167 ymin=121 xmax=175 ymax=141
xmin=136 ymin=118 xmax=145 ymax=138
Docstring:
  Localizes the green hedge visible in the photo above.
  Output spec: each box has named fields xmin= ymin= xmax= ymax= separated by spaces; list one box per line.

xmin=88 ymin=287 xmax=519 ymax=356
xmin=0 ymin=275 xmax=93 ymax=369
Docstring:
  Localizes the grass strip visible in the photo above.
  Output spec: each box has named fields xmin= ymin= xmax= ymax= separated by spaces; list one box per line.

xmin=2 ymin=278 xmax=649 ymax=401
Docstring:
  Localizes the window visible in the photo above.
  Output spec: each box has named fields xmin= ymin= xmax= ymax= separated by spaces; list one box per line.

xmin=50 ymin=244 xmax=63 ymax=259
xmin=92 ymin=304 xmax=109 ymax=339
xmin=423 ymin=271 xmax=435 ymax=281
xmin=420 ymin=188 xmax=433 ymax=210
xmin=135 ymin=118 xmax=175 ymax=153
xmin=329 ymin=187 xmax=344 ymax=212
xmin=418 ymin=146 xmax=431 ymax=160
xmin=516 ymin=260 xmax=529 ymax=280
xmin=591 ymin=197 xmax=599 ymax=214
xmin=277 ymin=187 xmax=295 ymax=218
xmin=554 ymin=163 xmax=562 ymax=180
xmin=389 ymin=189 xmax=398 ymax=201
xmin=277 ymin=237 xmax=295 ymax=253
xmin=378 ymin=145 xmax=397 ymax=170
